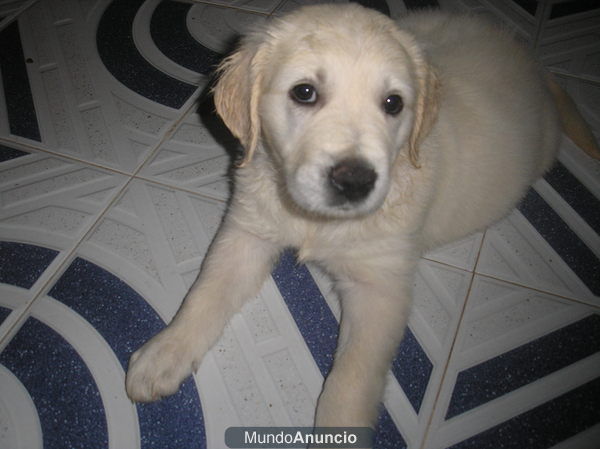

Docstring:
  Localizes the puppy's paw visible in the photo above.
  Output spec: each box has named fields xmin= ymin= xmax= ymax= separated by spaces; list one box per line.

xmin=126 ymin=328 xmax=197 ymax=402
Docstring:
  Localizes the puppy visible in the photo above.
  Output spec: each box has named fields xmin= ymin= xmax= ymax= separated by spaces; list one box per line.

xmin=126 ymin=4 xmax=599 ymax=433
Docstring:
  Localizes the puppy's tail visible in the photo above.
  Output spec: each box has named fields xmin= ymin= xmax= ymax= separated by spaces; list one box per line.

xmin=547 ymin=76 xmax=600 ymax=160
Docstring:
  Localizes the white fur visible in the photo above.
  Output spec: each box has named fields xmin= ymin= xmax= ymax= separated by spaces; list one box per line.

xmin=126 ymin=5 xmax=561 ymax=437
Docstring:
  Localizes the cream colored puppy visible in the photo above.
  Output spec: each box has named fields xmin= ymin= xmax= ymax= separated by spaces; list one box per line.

xmin=126 ymin=4 xmax=598 ymax=432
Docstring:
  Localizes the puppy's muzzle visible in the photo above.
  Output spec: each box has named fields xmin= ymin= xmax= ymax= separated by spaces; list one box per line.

xmin=328 ymin=158 xmax=377 ymax=203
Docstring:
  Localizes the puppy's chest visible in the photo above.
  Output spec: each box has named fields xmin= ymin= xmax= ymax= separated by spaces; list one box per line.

xmin=286 ymin=217 xmax=399 ymax=266
xmin=294 ymin=229 xmax=347 ymax=263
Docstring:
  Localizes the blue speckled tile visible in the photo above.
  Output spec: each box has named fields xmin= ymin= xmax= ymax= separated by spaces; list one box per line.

xmin=544 ymin=161 xmax=600 ymax=234
xmin=96 ymin=0 xmax=197 ymax=109
xmin=272 ymin=250 xmax=338 ymax=377
xmin=0 ymin=144 xmax=29 ymax=162
xmin=392 ymin=328 xmax=433 ymax=414
xmin=48 ymin=257 xmax=169 ymax=368
xmin=447 ymin=377 xmax=600 ymax=449
xmin=446 ymin=314 xmax=600 ymax=419
xmin=46 ymin=256 xmax=206 ymax=449
xmin=0 ymin=241 xmax=58 ymax=289
xmin=0 ymin=317 xmax=108 ymax=449
xmin=0 ymin=20 xmax=41 ymax=141
xmin=518 ymin=189 xmax=599 ymax=296
xmin=0 ymin=306 xmax=12 ymax=325
xmin=423 ymin=275 xmax=600 ymax=449
xmin=150 ymin=1 xmax=223 ymax=75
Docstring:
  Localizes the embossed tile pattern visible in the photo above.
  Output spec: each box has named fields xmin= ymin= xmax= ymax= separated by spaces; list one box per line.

xmin=0 ymin=1 xmax=599 ymax=449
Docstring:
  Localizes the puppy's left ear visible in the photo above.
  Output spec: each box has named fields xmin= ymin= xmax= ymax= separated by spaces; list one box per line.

xmin=395 ymin=31 xmax=440 ymax=168
xmin=409 ymin=64 xmax=439 ymax=167
xmin=213 ymin=36 xmax=269 ymax=167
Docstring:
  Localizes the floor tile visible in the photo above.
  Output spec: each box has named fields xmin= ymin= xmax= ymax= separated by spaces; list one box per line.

xmin=424 ymin=232 xmax=484 ymax=272
xmin=187 ymin=2 xmax=269 ymax=53
xmin=193 ymin=0 xmax=281 ymax=15
xmin=0 ymin=143 xmax=128 ymax=305
xmin=1 ymin=0 xmax=203 ymax=172
xmin=422 ymin=276 xmax=600 ymax=449
xmin=138 ymin=108 xmax=236 ymax=201
xmin=476 ymin=208 xmax=598 ymax=304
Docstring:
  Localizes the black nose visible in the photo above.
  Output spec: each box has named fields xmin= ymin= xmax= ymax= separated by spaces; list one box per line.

xmin=329 ymin=158 xmax=377 ymax=202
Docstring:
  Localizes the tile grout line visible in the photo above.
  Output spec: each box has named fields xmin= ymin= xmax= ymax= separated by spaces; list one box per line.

xmin=0 ymin=136 xmax=230 ymax=205
xmin=0 ymin=94 xmax=203 ymax=349
xmin=416 ymin=224 xmax=599 ymax=449
xmin=129 ymin=88 xmax=208 ymax=177
xmin=132 ymin=172 xmax=229 ymax=204
xmin=269 ymin=0 xmax=288 ymax=17
xmin=472 ymin=272 xmax=600 ymax=311
xmin=0 ymin=0 xmax=40 ymax=32
xmin=423 ymin=241 xmax=599 ymax=308
xmin=418 ymin=229 xmax=488 ymax=449
xmin=188 ymin=0 xmax=272 ymax=17
xmin=0 ymin=135 xmax=137 ymax=177
xmin=0 ymin=85 xmax=206 ymax=177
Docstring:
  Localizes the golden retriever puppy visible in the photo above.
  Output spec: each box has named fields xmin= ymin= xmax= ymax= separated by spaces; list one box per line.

xmin=126 ymin=4 xmax=598 ymax=432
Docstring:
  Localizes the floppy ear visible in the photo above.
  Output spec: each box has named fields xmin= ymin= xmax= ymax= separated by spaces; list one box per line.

xmin=408 ymin=64 xmax=439 ymax=167
xmin=393 ymin=30 xmax=440 ymax=168
xmin=213 ymin=39 xmax=267 ymax=167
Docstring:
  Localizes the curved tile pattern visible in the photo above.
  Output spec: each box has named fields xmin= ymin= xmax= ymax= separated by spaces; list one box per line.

xmin=97 ymin=0 xmax=197 ymax=109
xmin=150 ymin=1 xmax=222 ymax=75
xmin=0 ymin=21 xmax=41 ymax=141
xmin=0 ymin=317 xmax=108 ymax=449
xmin=0 ymin=243 xmax=207 ymax=449
xmin=48 ymin=257 xmax=206 ymax=449
xmin=0 ymin=241 xmax=58 ymax=289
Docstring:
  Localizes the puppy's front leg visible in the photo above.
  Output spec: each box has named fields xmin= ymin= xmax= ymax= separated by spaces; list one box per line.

xmin=315 ymin=261 xmax=416 ymax=429
xmin=126 ymin=217 xmax=280 ymax=402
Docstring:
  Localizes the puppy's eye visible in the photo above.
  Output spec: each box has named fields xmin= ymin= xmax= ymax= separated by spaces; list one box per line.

xmin=383 ymin=94 xmax=403 ymax=115
xmin=290 ymin=84 xmax=318 ymax=104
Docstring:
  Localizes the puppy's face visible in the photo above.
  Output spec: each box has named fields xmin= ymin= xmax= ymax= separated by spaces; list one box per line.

xmin=214 ymin=5 xmax=436 ymax=218
xmin=259 ymin=30 xmax=416 ymax=217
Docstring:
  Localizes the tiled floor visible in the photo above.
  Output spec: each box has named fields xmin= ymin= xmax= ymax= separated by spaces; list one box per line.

xmin=0 ymin=0 xmax=599 ymax=448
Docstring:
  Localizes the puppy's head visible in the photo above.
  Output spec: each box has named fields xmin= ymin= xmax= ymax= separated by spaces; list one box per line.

xmin=214 ymin=4 xmax=438 ymax=218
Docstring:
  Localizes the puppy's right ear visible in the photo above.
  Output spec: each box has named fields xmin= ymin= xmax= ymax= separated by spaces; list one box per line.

xmin=213 ymin=38 xmax=268 ymax=167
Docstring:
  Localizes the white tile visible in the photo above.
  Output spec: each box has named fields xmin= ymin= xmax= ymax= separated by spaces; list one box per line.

xmin=192 ymin=0 xmax=280 ymax=15
xmin=187 ymin=3 xmax=269 ymax=54
xmin=273 ymin=0 xmax=348 ymax=16
xmin=6 ymin=0 xmax=201 ymax=172
xmin=424 ymin=232 xmax=484 ymax=272
xmin=422 ymin=276 xmax=599 ymax=449
xmin=0 ymin=145 xmax=128 ymax=301
xmin=79 ymin=179 xmax=225 ymax=319
xmin=476 ymin=209 xmax=597 ymax=304
xmin=139 ymin=110 xmax=234 ymax=201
